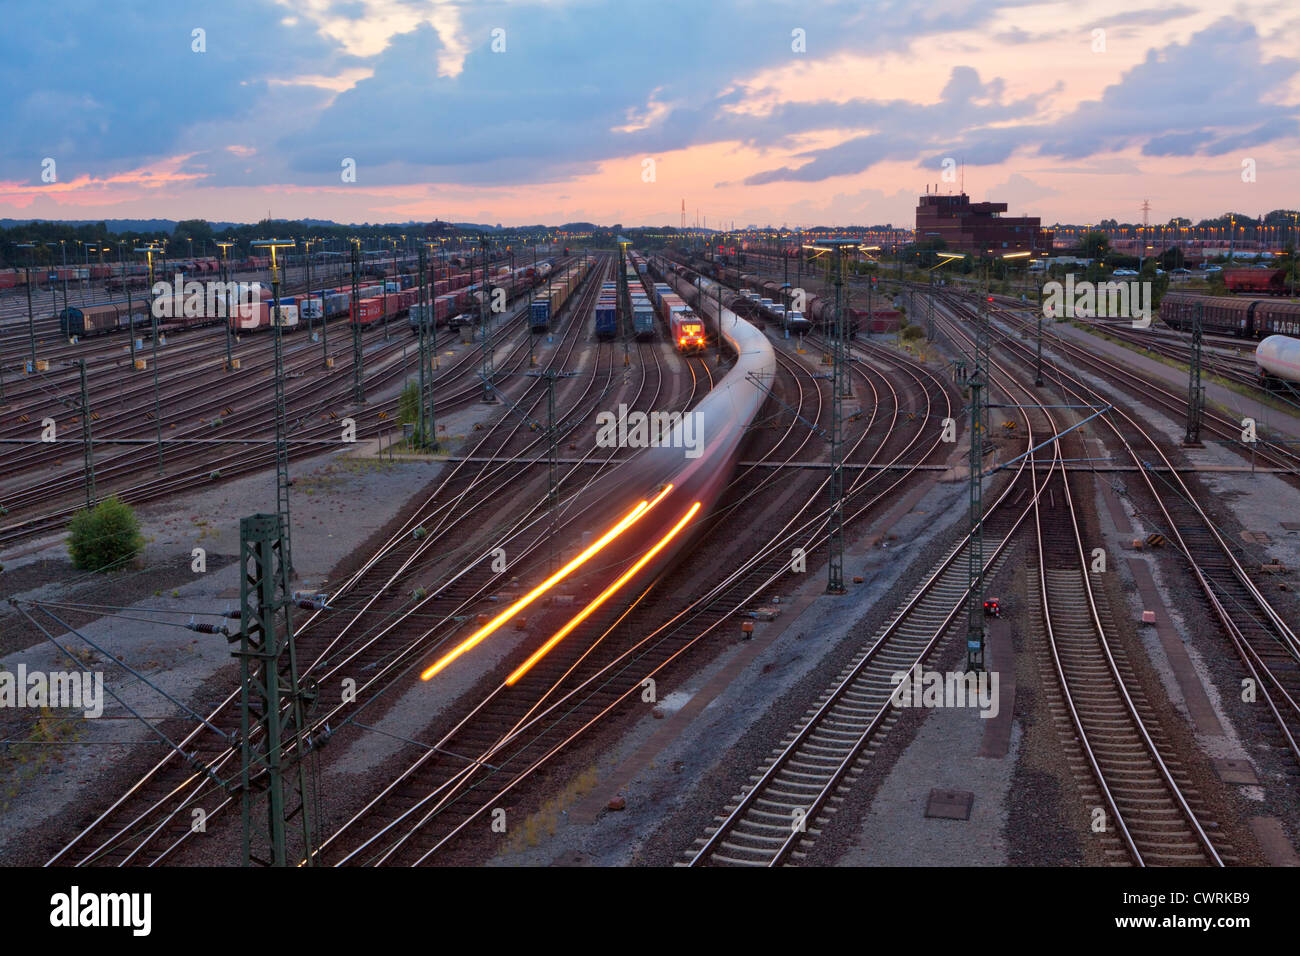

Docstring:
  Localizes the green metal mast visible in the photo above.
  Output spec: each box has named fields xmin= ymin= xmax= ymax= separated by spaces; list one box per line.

xmin=254 ymin=239 xmax=297 ymax=577
xmin=351 ymin=240 xmax=364 ymax=405
xmin=966 ymin=290 xmax=991 ymax=672
xmin=814 ymin=239 xmax=859 ymax=594
xmin=1184 ymin=301 xmax=1204 ymax=446
xmin=78 ymin=359 xmax=94 ymax=508
xmin=480 ymin=236 xmax=496 ymax=403
xmin=234 ymin=513 xmax=315 ymax=866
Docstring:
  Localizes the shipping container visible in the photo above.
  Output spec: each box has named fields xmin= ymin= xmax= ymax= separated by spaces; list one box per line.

xmin=530 ymin=299 xmax=551 ymax=332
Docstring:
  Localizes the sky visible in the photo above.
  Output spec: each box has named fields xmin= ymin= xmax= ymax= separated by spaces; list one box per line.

xmin=0 ymin=0 xmax=1296 ymax=229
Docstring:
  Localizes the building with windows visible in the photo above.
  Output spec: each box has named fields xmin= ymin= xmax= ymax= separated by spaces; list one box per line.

xmin=915 ymin=191 xmax=1053 ymax=254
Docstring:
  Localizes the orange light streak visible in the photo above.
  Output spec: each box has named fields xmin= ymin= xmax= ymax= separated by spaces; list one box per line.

xmin=505 ymin=501 xmax=702 ymax=687
xmin=420 ymin=485 xmax=674 ymax=680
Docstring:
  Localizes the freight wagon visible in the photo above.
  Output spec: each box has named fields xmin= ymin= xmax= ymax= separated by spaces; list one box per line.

xmin=231 ymin=301 xmax=299 ymax=332
xmin=1161 ymin=292 xmax=1300 ymax=338
xmin=1225 ymin=268 xmax=1291 ymax=296
xmin=632 ymin=298 xmax=655 ymax=340
xmin=530 ymin=299 xmax=551 ymax=332
xmin=595 ymin=299 xmax=617 ymax=338
xmin=58 ymin=300 xmax=152 ymax=337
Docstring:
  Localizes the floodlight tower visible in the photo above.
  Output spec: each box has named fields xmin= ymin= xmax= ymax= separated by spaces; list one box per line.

xmin=135 ymin=243 xmax=166 ymax=474
xmin=479 ymin=235 xmax=497 ymax=403
xmin=16 ymin=243 xmax=38 ymax=371
xmin=350 ymin=238 xmax=364 ymax=404
xmin=216 ymin=241 xmax=237 ymax=371
xmin=417 ymin=241 xmax=440 ymax=449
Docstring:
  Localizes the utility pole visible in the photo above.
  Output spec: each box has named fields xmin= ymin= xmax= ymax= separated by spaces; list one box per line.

xmin=716 ymin=281 xmax=724 ymax=366
xmin=480 ymin=236 xmax=497 ymax=403
xmin=1035 ymin=280 xmax=1046 ymax=387
xmin=60 ymin=240 xmax=69 ymax=319
xmin=416 ymin=243 xmax=437 ymax=449
xmin=619 ymin=241 xmax=631 ymax=367
xmin=808 ymin=239 xmax=859 ymax=594
xmin=252 ymin=239 xmax=297 ymax=576
xmin=302 ymin=238 xmax=315 ymax=341
xmin=217 ymin=242 xmax=236 ymax=371
xmin=234 ymin=512 xmax=316 ymax=867
xmin=136 ymin=244 xmax=165 ymax=475
xmin=966 ymin=288 xmax=992 ymax=672
xmin=1184 ymin=301 xmax=1204 ymax=447
xmin=927 ymin=267 xmax=936 ymax=341
xmin=525 ymin=369 xmax=580 ymax=571
xmin=17 ymin=243 xmax=37 ymax=372
xmin=351 ymin=239 xmax=364 ymax=405
xmin=78 ymin=359 xmax=94 ymax=508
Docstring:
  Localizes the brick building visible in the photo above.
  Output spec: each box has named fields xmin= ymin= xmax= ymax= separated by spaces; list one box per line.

xmin=915 ymin=192 xmax=1053 ymax=254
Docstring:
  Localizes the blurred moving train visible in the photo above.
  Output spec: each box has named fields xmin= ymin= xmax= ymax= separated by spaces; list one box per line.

xmin=1161 ymin=292 xmax=1300 ymax=339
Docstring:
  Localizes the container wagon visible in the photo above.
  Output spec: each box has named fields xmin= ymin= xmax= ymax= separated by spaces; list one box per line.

xmin=231 ymin=301 xmax=299 ymax=332
xmin=632 ymin=298 xmax=656 ymax=340
xmin=530 ymin=299 xmax=551 ymax=332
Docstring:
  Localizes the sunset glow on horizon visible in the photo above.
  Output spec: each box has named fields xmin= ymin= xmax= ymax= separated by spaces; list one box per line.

xmin=1 ymin=0 xmax=1296 ymax=230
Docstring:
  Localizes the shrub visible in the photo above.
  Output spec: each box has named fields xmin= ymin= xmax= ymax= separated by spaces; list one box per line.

xmin=901 ymin=324 xmax=925 ymax=341
xmin=67 ymin=496 xmax=143 ymax=572
xmin=398 ymin=380 xmax=420 ymax=426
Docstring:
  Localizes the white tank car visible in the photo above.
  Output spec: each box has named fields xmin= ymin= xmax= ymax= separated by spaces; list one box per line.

xmin=1256 ymin=335 xmax=1300 ymax=383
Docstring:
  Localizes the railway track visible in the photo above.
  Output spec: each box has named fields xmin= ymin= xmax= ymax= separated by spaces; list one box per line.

xmin=0 ymin=276 xmax=567 ymax=546
xmin=40 ymin=254 xmax=683 ymax=866
xmin=312 ymin=310 xmax=954 ymax=865
xmin=944 ymin=294 xmax=1300 ymax=771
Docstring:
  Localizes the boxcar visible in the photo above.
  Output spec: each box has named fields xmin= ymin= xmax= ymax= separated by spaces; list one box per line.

xmin=1160 ymin=293 xmax=1254 ymax=337
xmin=59 ymin=300 xmax=151 ymax=337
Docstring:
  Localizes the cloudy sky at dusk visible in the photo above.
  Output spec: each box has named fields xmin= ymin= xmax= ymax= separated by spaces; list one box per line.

xmin=0 ymin=0 xmax=1296 ymax=228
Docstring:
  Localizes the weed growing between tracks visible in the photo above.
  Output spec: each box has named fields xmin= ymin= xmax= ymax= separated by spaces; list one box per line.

xmin=0 ymin=707 xmax=82 ymax=812
xmin=499 ymin=766 xmax=600 ymax=856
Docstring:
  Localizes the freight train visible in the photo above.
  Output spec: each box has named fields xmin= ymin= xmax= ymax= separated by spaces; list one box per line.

xmin=595 ymin=283 xmax=618 ymax=339
xmin=48 ymin=259 xmax=528 ymax=338
xmin=1160 ymin=292 xmax=1300 ymax=339
xmin=525 ymin=258 xmax=589 ymax=333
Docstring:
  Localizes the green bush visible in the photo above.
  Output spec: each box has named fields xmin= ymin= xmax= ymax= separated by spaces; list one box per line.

xmin=398 ymin=380 xmax=420 ymax=426
xmin=901 ymin=324 xmax=925 ymax=341
xmin=67 ymin=496 xmax=143 ymax=572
